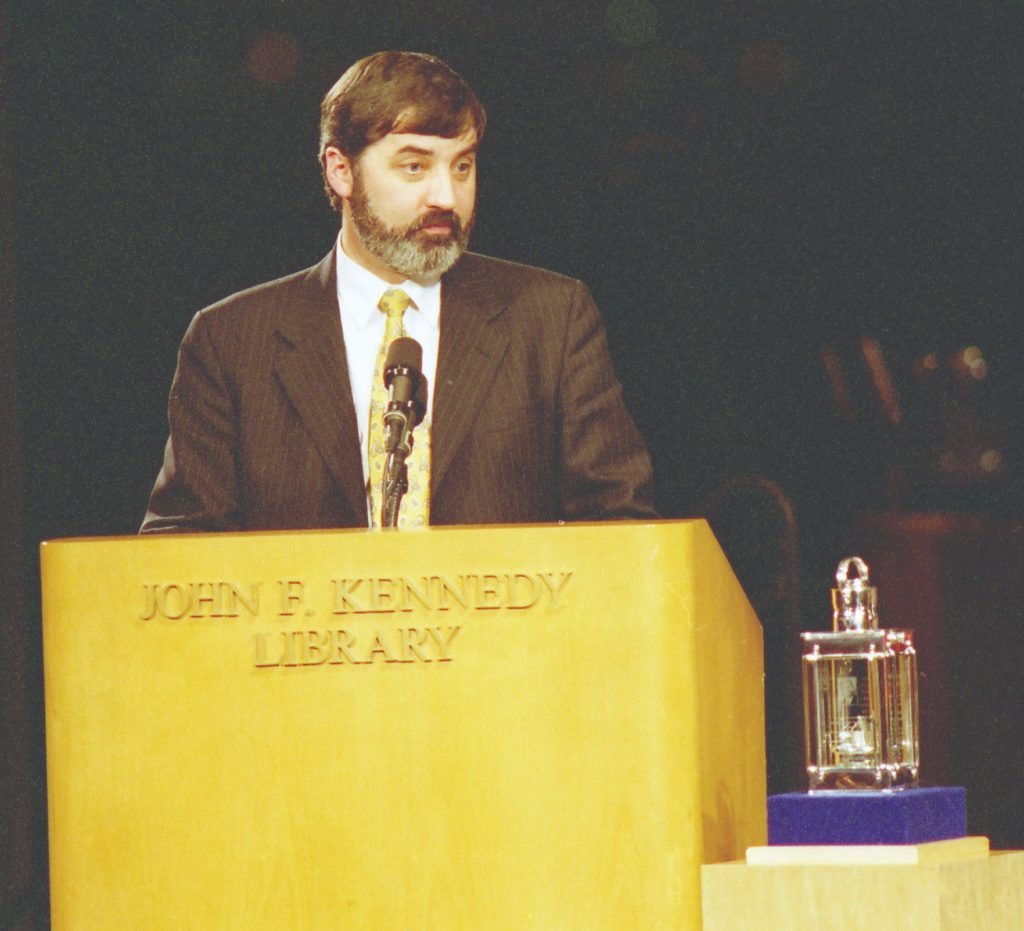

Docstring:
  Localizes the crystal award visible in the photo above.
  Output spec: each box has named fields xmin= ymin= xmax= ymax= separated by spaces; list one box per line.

xmin=802 ymin=557 xmax=920 ymax=791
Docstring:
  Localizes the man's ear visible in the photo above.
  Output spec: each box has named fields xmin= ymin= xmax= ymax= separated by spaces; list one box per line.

xmin=323 ymin=146 xmax=354 ymax=200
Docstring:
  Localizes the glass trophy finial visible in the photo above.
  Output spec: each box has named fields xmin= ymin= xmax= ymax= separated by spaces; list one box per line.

xmin=801 ymin=557 xmax=920 ymax=791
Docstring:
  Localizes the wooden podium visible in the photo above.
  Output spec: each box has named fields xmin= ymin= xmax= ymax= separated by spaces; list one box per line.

xmin=42 ymin=519 xmax=765 ymax=929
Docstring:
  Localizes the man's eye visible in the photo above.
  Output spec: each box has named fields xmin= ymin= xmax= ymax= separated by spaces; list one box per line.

xmin=402 ymin=162 xmax=424 ymax=174
xmin=455 ymin=161 xmax=473 ymax=176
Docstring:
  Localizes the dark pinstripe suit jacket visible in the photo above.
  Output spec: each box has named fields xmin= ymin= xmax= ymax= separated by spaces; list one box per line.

xmin=141 ymin=250 xmax=654 ymax=532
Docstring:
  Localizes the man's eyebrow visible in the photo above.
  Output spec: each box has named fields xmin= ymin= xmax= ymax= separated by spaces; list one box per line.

xmin=393 ymin=145 xmax=434 ymax=157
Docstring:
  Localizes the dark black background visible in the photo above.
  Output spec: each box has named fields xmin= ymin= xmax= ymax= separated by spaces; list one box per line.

xmin=3 ymin=1 xmax=1020 ymax=924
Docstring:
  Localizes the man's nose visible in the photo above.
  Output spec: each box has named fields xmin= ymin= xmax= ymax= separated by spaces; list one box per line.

xmin=426 ymin=168 xmax=456 ymax=209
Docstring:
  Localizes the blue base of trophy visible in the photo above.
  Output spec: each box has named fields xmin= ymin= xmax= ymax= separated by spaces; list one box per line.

xmin=768 ymin=787 xmax=967 ymax=845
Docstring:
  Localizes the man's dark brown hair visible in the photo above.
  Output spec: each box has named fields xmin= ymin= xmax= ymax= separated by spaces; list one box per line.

xmin=318 ymin=51 xmax=487 ymax=213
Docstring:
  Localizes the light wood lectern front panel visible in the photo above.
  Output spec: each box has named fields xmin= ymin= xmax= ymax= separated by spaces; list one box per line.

xmin=42 ymin=520 xmax=765 ymax=929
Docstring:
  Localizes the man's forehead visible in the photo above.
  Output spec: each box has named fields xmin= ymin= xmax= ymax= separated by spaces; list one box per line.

xmin=374 ymin=128 xmax=478 ymax=156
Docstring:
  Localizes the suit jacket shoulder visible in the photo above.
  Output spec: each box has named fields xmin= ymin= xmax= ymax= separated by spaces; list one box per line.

xmin=191 ymin=255 xmax=334 ymax=334
xmin=443 ymin=251 xmax=581 ymax=308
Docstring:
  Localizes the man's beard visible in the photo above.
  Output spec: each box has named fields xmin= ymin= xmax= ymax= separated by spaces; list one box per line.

xmin=348 ymin=173 xmax=474 ymax=283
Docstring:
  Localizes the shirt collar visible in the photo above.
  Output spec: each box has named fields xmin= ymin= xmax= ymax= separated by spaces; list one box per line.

xmin=335 ymin=235 xmax=442 ymax=331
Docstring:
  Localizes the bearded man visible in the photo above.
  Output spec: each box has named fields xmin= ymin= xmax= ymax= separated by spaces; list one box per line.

xmin=141 ymin=51 xmax=654 ymax=532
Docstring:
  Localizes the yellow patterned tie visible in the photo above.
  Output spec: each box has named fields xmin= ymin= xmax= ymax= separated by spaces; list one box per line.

xmin=367 ymin=288 xmax=431 ymax=528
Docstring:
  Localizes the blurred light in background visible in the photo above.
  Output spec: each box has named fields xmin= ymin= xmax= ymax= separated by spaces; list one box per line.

xmin=980 ymin=449 xmax=1003 ymax=473
xmin=962 ymin=345 xmax=988 ymax=380
xmin=246 ymin=33 xmax=300 ymax=85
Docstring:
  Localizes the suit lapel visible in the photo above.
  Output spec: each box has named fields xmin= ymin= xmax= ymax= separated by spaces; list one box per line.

xmin=431 ymin=256 xmax=512 ymax=494
xmin=273 ymin=252 xmax=368 ymax=524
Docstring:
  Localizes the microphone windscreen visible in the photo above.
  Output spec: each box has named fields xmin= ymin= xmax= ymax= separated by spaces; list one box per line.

xmin=385 ymin=337 xmax=423 ymax=373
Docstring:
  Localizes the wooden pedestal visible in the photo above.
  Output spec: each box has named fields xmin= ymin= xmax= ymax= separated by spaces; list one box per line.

xmin=702 ymin=850 xmax=1024 ymax=930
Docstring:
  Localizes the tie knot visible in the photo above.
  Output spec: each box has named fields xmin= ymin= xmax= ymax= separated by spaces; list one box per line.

xmin=378 ymin=288 xmax=413 ymax=319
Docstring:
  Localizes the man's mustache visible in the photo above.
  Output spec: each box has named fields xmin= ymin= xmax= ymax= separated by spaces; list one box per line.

xmin=409 ymin=210 xmax=462 ymax=236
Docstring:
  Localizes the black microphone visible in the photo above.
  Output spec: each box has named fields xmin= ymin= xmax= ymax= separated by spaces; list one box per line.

xmin=382 ymin=337 xmax=425 ymax=456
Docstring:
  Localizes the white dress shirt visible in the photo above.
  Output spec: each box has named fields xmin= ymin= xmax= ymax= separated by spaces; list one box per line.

xmin=334 ymin=237 xmax=441 ymax=492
